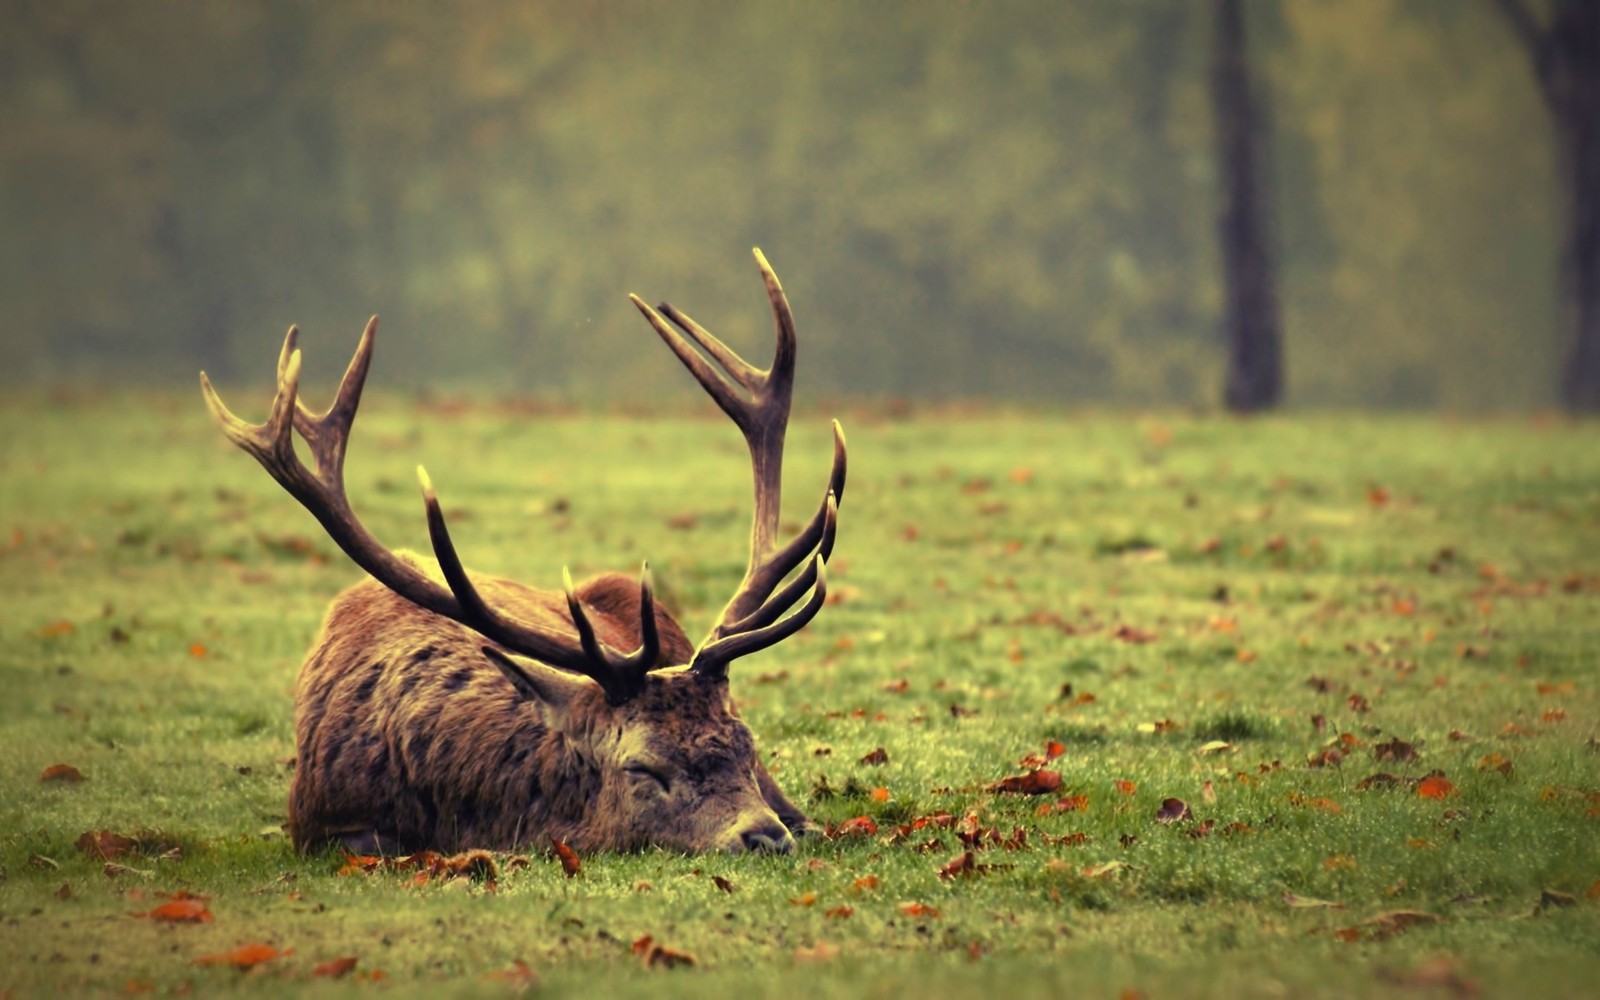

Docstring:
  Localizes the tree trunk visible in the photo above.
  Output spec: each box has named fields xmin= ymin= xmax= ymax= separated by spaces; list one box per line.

xmin=1495 ymin=0 xmax=1600 ymax=412
xmin=1211 ymin=0 xmax=1283 ymax=413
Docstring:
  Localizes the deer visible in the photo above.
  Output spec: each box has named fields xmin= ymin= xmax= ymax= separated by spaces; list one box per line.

xmin=199 ymin=250 xmax=845 ymax=856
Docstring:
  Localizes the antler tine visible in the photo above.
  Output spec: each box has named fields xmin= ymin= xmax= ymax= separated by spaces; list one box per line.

xmin=631 ymin=250 xmax=843 ymax=681
xmin=723 ymin=491 xmax=837 ymax=637
xmin=420 ymin=467 xmax=660 ymax=702
xmin=291 ymin=315 xmax=376 ymax=482
xmin=721 ymin=419 xmax=847 ymax=625
xmin=695 ymin=557 xmax=829 ymax=677
xmin=207 ymin=320 xmax=669 ymax=698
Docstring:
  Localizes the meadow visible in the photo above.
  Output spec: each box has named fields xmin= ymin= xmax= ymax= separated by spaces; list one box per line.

xmin=2 ymin=390 xmax=1597 ymax=998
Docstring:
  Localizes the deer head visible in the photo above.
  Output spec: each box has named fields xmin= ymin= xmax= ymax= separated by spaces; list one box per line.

xmin=200 ymin=250 xmax=845 ymax=854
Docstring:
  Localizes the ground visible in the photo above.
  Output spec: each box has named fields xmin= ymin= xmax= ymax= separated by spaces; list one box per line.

xmin=1 ymin=391 xmax=1597 ymax=998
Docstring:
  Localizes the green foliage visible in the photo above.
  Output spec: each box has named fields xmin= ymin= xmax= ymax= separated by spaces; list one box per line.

xmin=2 ymin=395 xmax=1599 ymax=995
xmin=0 ymin=1 xmax=1564 ymax=407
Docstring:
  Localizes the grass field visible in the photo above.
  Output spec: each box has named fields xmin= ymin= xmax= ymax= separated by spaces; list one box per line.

xmin=2 ymin=390 xmax=1598 ymax=998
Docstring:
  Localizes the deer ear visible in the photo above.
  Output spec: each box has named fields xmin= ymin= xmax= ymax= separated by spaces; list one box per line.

xmin=481 ymin=647 xmax=592 ymax=709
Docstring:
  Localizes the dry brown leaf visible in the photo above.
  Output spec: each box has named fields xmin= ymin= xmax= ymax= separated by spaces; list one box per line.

xmin=986 ymin=770 xmax=1062 ymax=795
xmin=39 ymin=763 xmax=85 ymax=783
xmin=551 ymin=838 xmax=581 ymax=877
xmin=312 ymin=957 xmax=358 ymax=979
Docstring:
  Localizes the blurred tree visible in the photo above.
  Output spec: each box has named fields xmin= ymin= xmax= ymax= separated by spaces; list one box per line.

xmin=1492 ymin=0 xmax=1600 ymax=412
xmin=1211 ymin=0 xmax=1283 ymax=412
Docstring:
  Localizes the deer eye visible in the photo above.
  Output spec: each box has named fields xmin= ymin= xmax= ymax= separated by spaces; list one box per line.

xmin=624 ymin=764 xmax=671 ymax=795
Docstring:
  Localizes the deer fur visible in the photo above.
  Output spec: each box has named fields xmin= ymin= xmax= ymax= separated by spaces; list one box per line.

xmin=289 ymin=563 xmax=805 ymax=854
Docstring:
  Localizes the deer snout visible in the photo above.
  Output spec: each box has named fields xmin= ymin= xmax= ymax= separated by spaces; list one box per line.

xmin=730 ymin=817 xmax=795 ymax=855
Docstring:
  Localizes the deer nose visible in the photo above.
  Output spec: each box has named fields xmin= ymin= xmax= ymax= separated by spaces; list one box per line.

xmin=738 ymin=820 xmax=795 ymax=855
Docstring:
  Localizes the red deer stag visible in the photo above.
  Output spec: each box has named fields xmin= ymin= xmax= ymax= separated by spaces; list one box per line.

xmin=199 ymin=250 xmax=844 ymax=855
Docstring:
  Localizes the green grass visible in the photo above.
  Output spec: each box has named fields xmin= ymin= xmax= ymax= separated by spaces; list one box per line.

xmin=2 ymin=391 xmax=1599 ymax=998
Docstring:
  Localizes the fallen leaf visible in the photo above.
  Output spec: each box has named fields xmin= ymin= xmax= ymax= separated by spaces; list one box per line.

xmin=1037 ymin=794 xmax=1089 ymax=815
xmin=140 ymin=899 xmax=213 ymax=923
xmin=484 ymin=959 xmax=539 ymax=991
xmin=76 ymin=829 xmax=141 ymax=860
xmin=1478 ymin=753 xmax=1514 ymax=778
xmin=1197 ymin=741 xmax=1234 ymax=755
xmin=551 ymin=838 xmax=581 ymax=877
xmin=1114 ymin=780 xmax=1137 ymax=795
xmin=1155 ymin=798 xmax=1192 ymax=823
xmin=39 ymin=620 xmax=76 ymax=638
xmin=850 ymin=875 xmax=881 ymax=892
xmin=986 ymin=770 xmax=1062 ymax=795
xmin=1111 ymin=625 xmax=1157 ymax=644
xmin=939 ymin=851 xmax=977 ymax=879
xmin=40 ymin=763 xmax=85 ymax=783
xmin=637 ymin=939 xmax=695 ymax=969
xmin=712 ymin=875 xmax=736 ymax=894
xmin=312 ymin=957 xmax=358 ymax=979
xmin=825 ymin=904 xmax=854 ymax=919
xmin=191 ymin=944 xmax=286 ymax=969
xmin=834 ymin=816 xmax=879 ymax=837
xmin=1082 ymin=860 xmax=1131 ymax=879
xmin=790 ymin=892 xmax=818 ymax=907
xmin=898 ymin=901 xmax=941 ymax=919
xmin=1417 ymin=776 xmax=1457 ymax=800
xmin=1289 ymin=793 xmax=1343 ymax=814
xmin=1374 ymin=738 xmax=1420 ymax=763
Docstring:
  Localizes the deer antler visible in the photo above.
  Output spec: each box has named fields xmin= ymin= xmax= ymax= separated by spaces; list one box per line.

xmin=629 ymin=249 xmax=847 ymax=679
xmin=199 ymin=318 xmax=660 ymax=704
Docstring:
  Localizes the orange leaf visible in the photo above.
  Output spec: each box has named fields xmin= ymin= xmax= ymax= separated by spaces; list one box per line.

xmin=141 ymin=899 xmax=212 ymax=923
xmin=1542 ymin=709 xmax=1567 ymax=724
xmin=39 ymin=620 xmax=76 ymax=638
xmin=986 ymin=770 xmax=1062 ymax=795
xmin=790 ymin=891 xmax=818 ymax=907
xmin=551 ymin=838 xmax=580 ymax=877
xmin=1114 ymin=780 xmax=1137 ymax=795
xmin=1416 ymin=776 xmax=1456 ymax=800
xmin=188 ymin=643 xmax=208 ymax=658
xmin=898 ymin=901 xmax=941 ymax=919
xmin=825 ymin=905 xmax=854 ymax=919
xmin=835 ymin=816 xmax=879 ymax=837
xmin=869 ymin=786 xmax=891 ymax=802
xmin=850 ymin=875 xmax=881 ymax=892
xmin=1236 ymin=649 xmax=1258 ymax=664
xmin=40 ymin=763 xmax=86 ymax=783
xmin=1045 ymin=740 xmax=1066 ymax=759
xmin=312 ymin=957 xmax=358 ymax=979
xmin=337 ymin=853 xmax=383 ymax=876
xmin=191 ymin=944 xmax=286 ymax=969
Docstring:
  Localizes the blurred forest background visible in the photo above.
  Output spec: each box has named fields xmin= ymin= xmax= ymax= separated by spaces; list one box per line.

xmin=0 ymin=0 xmax=1581 ymax=409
